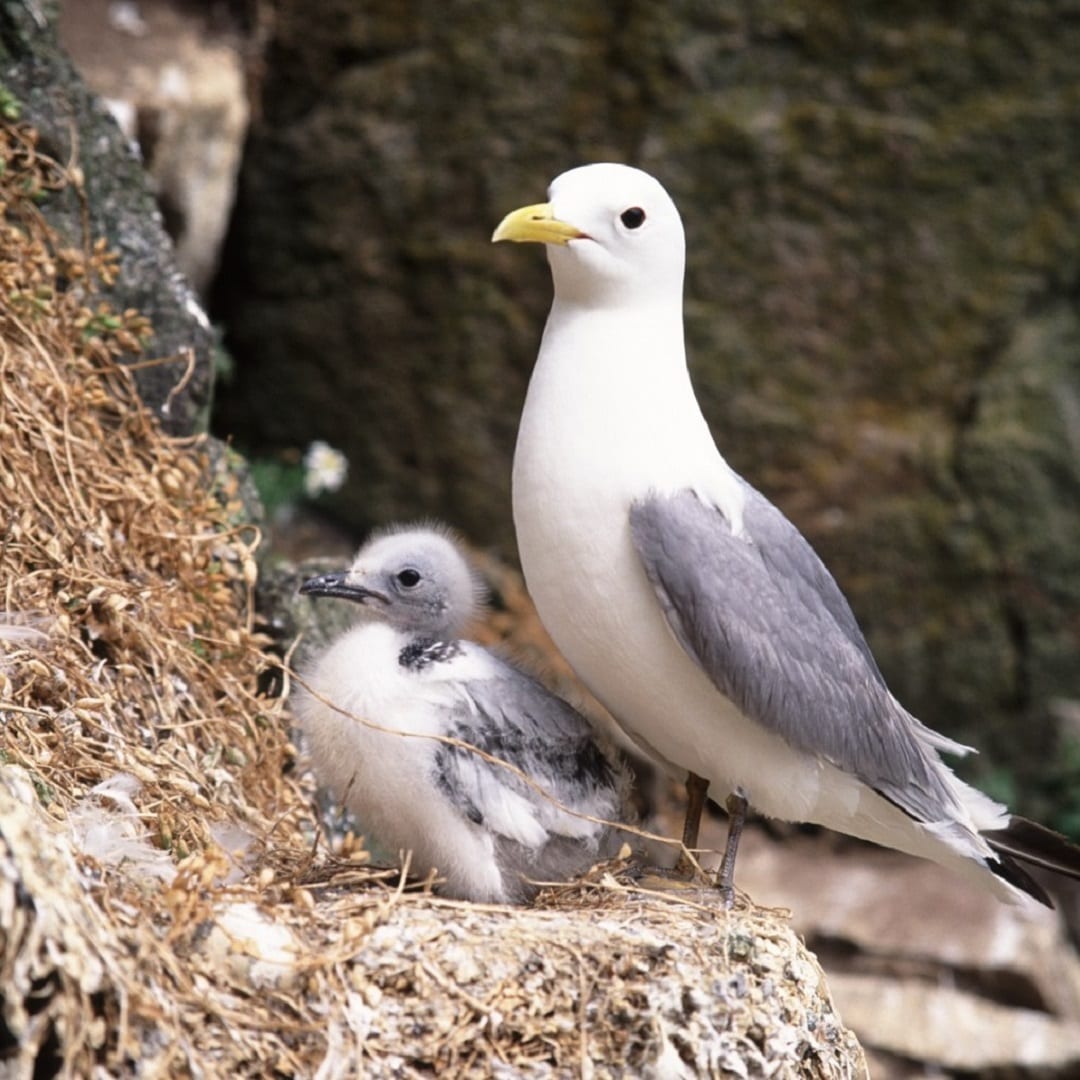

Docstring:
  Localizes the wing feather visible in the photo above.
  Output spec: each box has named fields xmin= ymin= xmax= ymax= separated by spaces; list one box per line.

xmin=430 ymin=656 xmax=626 ymax=850
xmin=629 ymin=485 xmax=961 ymax=822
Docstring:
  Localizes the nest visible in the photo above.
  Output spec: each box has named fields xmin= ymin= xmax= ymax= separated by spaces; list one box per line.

xmin=0 ymin=119 xmax=866 ymax=1078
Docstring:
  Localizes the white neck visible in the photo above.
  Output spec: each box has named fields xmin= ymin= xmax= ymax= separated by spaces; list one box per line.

xmin=514 ymin=296 xmax=734 ymax=506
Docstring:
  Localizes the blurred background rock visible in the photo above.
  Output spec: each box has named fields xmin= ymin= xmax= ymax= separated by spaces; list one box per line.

xmin=43 ymin=2 xmax=1080 ymax=1072
xmin=67 ymin=0 xmax=1080 ymax=839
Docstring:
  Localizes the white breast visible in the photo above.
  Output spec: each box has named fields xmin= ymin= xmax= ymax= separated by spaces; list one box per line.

xmin=512 ymin=303 xmax=864 ymax=826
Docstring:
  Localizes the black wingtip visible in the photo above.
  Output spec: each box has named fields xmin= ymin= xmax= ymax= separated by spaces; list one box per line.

xmin=983 ymin=815 xmax=1080 ymax=906
xmin=987 ymin=853 xmax=1054 ymax=907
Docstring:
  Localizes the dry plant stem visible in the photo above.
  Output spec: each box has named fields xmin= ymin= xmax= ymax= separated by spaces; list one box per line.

xmin=0 ymin=117 xmax=314 ymax=1073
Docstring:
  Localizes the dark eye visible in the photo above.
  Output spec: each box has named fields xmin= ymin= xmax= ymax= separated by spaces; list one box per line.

xmin=620 ymin=207 xmax=646 ymax=229
xmin=396 ymin=568 xmax=421 ymax=588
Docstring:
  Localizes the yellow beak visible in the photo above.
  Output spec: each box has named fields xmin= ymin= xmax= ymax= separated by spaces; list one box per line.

xmin=491 ymin=202 xmax=586 ymax=245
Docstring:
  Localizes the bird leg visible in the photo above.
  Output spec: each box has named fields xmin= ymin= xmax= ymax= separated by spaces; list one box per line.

xmin=716 ymin=792 xmax=748 ymax=906
xmin=673 ymin=770 xmax=709 ymax=877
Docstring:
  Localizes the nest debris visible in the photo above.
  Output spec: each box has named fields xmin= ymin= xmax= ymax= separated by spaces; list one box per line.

xmin=0 ymin=118 xmax=866 ymax=1078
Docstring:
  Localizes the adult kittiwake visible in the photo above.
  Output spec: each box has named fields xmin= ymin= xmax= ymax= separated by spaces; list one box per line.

xmin=492 ymin=162 xmax=1080 ymax=905
xmin=294 ymin=524 xmax=632 ymax=903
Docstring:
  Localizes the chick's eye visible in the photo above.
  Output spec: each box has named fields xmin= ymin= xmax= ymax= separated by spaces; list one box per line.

xmin=620 ymin=206 xmax=646 ymax=229
xmin=396 ymin=568 xmax=421 ymax=588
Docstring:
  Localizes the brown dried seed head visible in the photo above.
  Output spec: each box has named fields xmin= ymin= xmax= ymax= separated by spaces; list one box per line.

xmin=104 ymin=594 xmax=128 ymax=615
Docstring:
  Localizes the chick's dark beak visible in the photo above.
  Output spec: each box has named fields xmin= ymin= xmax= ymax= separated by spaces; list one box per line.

xmin=299 ymin=572 xmax=388 ymax=605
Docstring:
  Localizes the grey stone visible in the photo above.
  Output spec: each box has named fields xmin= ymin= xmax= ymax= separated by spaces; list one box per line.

xmin=57 ymin=0 xmax=250 ymax=296
xmin=0 ymin=0 xmax=213 ymax=434
xmin=720 ymin=822 xmax=1080 ymax=1074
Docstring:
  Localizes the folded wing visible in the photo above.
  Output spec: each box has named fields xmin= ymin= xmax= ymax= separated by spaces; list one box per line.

xmin=629 ymin=485 xmax=966 ymax=823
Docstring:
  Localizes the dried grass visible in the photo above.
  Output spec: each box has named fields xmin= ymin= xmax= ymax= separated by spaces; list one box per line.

xmin=0 ymin=119 xmax=866 ymax=1078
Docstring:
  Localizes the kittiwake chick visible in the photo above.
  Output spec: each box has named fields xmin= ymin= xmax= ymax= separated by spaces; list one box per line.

xmin=294 ymin=524 xmax=632 ymax=903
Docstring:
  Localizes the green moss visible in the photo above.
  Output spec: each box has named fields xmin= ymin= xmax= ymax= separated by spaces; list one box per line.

xmin=31 ymin=772 xmax=55 ymax=806
xmin=0 ymin=81 xmax=20 ymax=120
xmin=248 ymin=455 xmax=305 ymax=517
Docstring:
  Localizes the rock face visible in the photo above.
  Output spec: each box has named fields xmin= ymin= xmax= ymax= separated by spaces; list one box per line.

xmin=213 ymin=0 xmax=1080 ymax=818
xmin=1 ymin=763 xmax=869 ymax=1078
xmin=0 ymin=0 xmax=213 ymax=434
xmin=57 ymin=0 xmax=250 ymax=296
xmin=722 ymin=824 xmax=1080 ymax=1078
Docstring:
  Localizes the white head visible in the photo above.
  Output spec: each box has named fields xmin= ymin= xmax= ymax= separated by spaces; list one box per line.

xmin=492 ymin=163 xmax=685 ymax=309
xmin=299 ymin=525 xmax=485 ymax=638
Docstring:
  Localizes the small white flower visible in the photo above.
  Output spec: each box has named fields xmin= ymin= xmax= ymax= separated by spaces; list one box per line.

xmin=303 ymin=440 xmax=349 ymax=498
xmin=108 ymin=2 xmax=149 ymax=37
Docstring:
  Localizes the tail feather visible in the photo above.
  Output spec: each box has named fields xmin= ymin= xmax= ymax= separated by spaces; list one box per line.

xmin=983 ymin=816 xmax=1080 ymax=906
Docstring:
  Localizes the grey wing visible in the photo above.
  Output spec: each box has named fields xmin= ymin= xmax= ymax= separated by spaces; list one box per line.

xmin=629 ymin=485 xmax=960 ymax=821
xmin=430 ymin=659 xmax=629 ymax=849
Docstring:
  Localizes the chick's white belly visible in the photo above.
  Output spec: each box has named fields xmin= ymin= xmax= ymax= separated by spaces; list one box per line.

xmin=299 ymin=630 xmax=506 ymax=900
xmin=306 ymin=696 xmax=469 ymax=835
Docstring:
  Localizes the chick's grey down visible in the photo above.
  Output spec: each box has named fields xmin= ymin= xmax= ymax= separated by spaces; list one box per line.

xmin=493 ymin=162 xmax=1080 ymax=905
xmin=294 ymin=525 xmax=631 ymax=903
